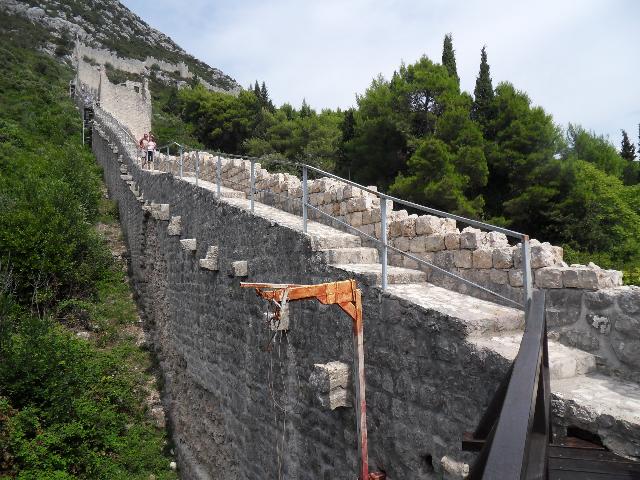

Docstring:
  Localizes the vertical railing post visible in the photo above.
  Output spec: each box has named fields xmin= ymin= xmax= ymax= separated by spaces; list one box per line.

xmin=195 ymin=151 xmax=199 ymax=186
xmin=522 ymin=235 xmax=533 ymax=322
xmin=302 ymin=166 xmax=308 ymax=233
xmin=179 ymin=145 xmax=183 ymax=178
xmin=216 ymin=155 xmax=221 ymax=198
xmin=250 ymin=159 xmax=255 ymax=213
xmin=380 ymin=195 xmax=388 ymax=291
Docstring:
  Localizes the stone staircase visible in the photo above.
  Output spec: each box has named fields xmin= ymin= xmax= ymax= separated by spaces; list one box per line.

xmin=176 ymin=172 xmax=640 ymax=457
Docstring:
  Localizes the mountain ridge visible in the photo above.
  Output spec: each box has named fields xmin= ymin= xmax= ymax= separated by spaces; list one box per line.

xmin=0 ymin=0 xmax=240 ymax=92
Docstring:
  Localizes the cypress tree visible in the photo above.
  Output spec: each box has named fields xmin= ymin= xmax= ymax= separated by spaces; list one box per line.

xmin=472 ymin=46 xmax=494 ymax=126
xmin=253 ymin=80 xmax=260 ymax=98
xmin=441 ymin=33 xmax=459 ymax=85
xmin=621 ymin=129 xmax=637 ymax=161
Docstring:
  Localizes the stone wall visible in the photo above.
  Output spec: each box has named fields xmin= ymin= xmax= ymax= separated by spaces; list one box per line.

xmin=93 ymin=116 xmax=640 ymax=478
xmin=152 ymin=150 xmax=639 ymax=378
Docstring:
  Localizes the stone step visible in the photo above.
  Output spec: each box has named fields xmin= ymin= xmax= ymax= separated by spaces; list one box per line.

xmin=470 ymin=334 xmax=597 ymax=380
xmin=319 ymin=247 xmax=380 ymax=264
xmin=331 ymin=263 xmax=427 ymax=285
xmin=552 ymin=373 xmax=640 ymax=457
xmin=385 ymin=283 xmax=525 ymax=335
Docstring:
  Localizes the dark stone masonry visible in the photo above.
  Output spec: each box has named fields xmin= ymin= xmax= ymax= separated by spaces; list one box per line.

xmin=93 ymin=120 xmax=640 ymax=479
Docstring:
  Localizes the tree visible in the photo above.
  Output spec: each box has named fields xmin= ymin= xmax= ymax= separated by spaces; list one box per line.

xmin=441 ymin=34 xmax=459 ymax=85
xmin=472 ymin=46 xmax=494 ymax=127
xmin=564 ymin=124 xmax=626 ymax=177
xmin=259 ymin=81 xmax=274 ymax=111
xmin=300 ymin=98 xmax=312 ymax=118
xmin=621 ymin=129 xmax=637 ymax=161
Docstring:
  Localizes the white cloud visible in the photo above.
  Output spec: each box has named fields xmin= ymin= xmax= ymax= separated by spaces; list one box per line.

xmin=123 ymin=0 xmax=640 ymax=145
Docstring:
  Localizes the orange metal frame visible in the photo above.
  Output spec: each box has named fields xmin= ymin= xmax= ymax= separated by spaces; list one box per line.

xmin=241 ymin=279 xmax=381 ymax=480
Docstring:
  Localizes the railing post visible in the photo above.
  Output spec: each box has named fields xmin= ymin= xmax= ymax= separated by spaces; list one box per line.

xmin=522 ymin=235 xmax=533 ymax=321
xmin=195 ymin=151 xmax=199 ymax=186
xmin=302 ymin=166 xmax=308 ymax=233
xmin=179 ymin=146 xmax=183 ymax=178
xmin=250 ymin=159 xmax=255 ymax=213
xmin=216 ymin=155 xmax=221 ymax=198
xmin=380 ymin=195 xmax=388 ymax=291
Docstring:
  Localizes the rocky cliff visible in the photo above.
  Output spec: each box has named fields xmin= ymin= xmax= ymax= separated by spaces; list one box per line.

xmin=0 ymin=0 xmax=240 ymax=92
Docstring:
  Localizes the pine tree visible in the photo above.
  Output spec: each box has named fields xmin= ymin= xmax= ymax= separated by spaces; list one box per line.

xmin=253 ymin=80 xmax=260 ymax=98
xmin=300 ymin=98 xmax=312 ymax=117
xmin=441 ymin=34 xmax=459 ymax=85
xmin=472 ymin=46 xmax=494 ymax=126
xmin=621 ymin=129 xmax=637 ymax=161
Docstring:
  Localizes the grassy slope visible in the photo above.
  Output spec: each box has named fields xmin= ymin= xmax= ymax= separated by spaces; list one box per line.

xmin=0 ymin=31 xmax=178 ymax=480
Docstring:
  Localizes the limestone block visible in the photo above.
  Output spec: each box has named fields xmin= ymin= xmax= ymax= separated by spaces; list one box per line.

xmin=613 ymin=313 xmax=640 ymax=339
xmin=415 ymin=215 xmax=441 ymax=235
xmin=453 ymin=250 xmax=473 ymax=269
xmin=180 ymin=238 xmax=197 ymax=252
xmin=618 ymin=286 xmax=640 ymax=315
xmin=360 ymin=223 xmax=375 ymax=236
xmin=151 ymin=203 xmax=170 ymax=221
xmin=531 ymin=242 xmax=563 ymax=268
xmin=611 ymin=330 xmax=640 ymax=368
xmin=393 ymin=237 xmax=410 ymax=252
xmin=401 ymin=215 xmax=418 ymax=238
xmin=444 ymin=232 xmax=460 ymax=250
xmin=119 ymin=164 xmax=128 ymax=174
xmin=309 ymin=361 xmax=351 ymax=410
xmin=342 ymin=185 xmax=362 ymax=199
xmin=583 ymin=289 xmax=617 ymax=311
xmin=424 ymin=234 xmax=445 ymax=252
xmin=545 ymin=289 xmax=583 ymax=327
xmin=441 ymin=218 xmax=458 ymax=233
xmin=120 ymin=174 xmax=132 ymax=181
xmin=199 ymin=246 xmax=219 ymax=271
xmin=509 ymin=269 xmax=524 ymax=287
xmin=348 ymin=211 xmax=363 ymax=227
xmin=229 ymin=260 xmax=248 ymax=277
xmin=434 ymin=251 xmax=455 ymax=270
xmin=489 ymin=269 xmax=509 ymax=285
xmin=440 ymin=455 xmax=469 ymax=480
xmin=486 ymin=231 xmax=509 ymax=247
xmin=346 ymin=196 xmax=372 ymax=213
xmin=460 ymin=227 xmax=485 ymax=249
xmin=167 ymin=216 xmax=182 ymax=236
xmin=492 ymin=247 xmax=514 ymax=269
xmin=562 ymin=268 xmax=581 ymax=288
xmin=409 ymin=236 xmax=426 ymax=253
xmin=586 ymin=313 xmax=611 ymax=334
xmin=472 ymin=249 xmax=493 ymax=269
xmin=558 ymin=330 xmax=600 ymax=353
xmin=535 ymin=267 xmax=564 ymax=288
xmin=389 ymin=209 xmax=408 ymax=222
xmin=388 ymin=219 xmax=404 ymax=238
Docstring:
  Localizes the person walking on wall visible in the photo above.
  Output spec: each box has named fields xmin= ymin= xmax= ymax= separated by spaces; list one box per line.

xmin=139 ymin=133 xmax=149 ymax=168
xmin=146 ymin=133 xmax=157 ymax=170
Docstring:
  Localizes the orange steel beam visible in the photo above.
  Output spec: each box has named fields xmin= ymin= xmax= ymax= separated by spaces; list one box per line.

xmin=240 ymin=279 xmax=380 ymax=480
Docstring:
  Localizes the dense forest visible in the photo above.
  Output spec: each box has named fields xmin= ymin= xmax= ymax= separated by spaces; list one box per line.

xmin=0 ymin=30 xmax=178 ymax=479
xmin=152 ymin=35 xmax=640 ymax=284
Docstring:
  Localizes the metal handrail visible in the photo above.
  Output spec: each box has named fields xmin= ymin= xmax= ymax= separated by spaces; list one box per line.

xmin=89 ymin=98 xmax=533 ymax=315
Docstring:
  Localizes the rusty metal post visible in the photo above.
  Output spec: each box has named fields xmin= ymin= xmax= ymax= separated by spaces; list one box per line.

xmin=352 ymin=288 xmax=370 ymax=480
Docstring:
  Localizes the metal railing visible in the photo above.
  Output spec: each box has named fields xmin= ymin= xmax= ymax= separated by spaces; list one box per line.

xmin=89 ymin=102 xmax=533 ymax=316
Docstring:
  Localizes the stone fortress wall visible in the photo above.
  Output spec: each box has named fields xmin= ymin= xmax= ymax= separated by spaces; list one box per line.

xmin=153 ymin=150 xmax=640 ymax=380
xmin=92 ymin=114 xmax=640 ymax=478
xmin=74 ymin=44 xmax=152 ymax=141
xmin=74 ymin=43 xmax=239 ymax=93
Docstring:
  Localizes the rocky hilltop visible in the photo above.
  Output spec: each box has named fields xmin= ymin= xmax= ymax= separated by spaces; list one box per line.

xmin=0 ymin=0 xmax=240 ymax=92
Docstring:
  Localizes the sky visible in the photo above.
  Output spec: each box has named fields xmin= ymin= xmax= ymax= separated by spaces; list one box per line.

xmin=121 ymin=0 xmax=639 ymax=147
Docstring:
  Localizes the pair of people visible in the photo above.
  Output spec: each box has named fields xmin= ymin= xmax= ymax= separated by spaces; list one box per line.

xmin=139 ymin=133 xmax=157 ymax=169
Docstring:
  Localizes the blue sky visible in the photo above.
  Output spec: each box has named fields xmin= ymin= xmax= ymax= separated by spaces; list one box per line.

xmin=122 ymin=0 xmax=639 ymax=147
